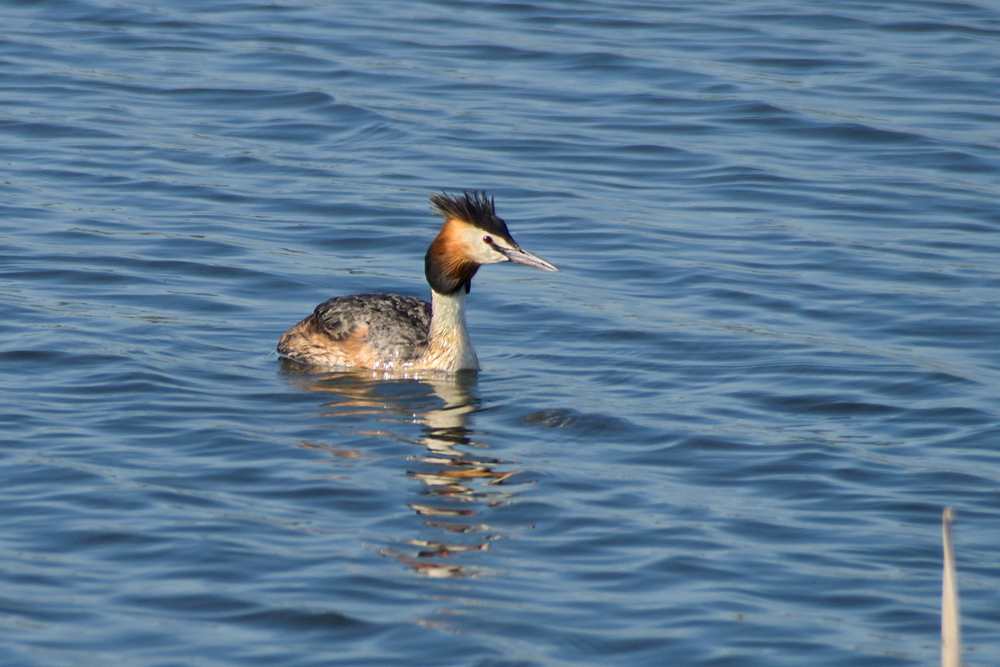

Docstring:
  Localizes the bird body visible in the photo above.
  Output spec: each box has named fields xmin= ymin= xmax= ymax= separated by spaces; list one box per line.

xmin=277 ymin=192 xmax=556 ymax=372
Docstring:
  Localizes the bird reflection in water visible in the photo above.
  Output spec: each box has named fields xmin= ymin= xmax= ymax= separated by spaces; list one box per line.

xmin=281 ymin=359 xmax=526 ymax=578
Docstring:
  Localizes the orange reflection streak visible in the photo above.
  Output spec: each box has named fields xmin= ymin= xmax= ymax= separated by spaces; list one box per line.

xmin=281 ymin=360 xmax=530 ymax=577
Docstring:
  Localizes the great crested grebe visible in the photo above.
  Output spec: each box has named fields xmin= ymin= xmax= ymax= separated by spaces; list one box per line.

xmin=277 ymin=192 xmax=558 ymax=372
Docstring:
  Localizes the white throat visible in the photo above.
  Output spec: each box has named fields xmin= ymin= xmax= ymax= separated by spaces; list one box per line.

xmin=426 ymin=289 xmax=479 ymax=372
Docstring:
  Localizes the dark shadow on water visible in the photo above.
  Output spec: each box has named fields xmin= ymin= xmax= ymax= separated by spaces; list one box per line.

xmin=280 ymin=358 xmax=527 ymax=578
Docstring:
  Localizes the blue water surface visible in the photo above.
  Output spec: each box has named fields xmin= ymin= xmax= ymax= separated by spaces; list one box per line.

xmin=2 ymin=1 xmax=999 ymax=665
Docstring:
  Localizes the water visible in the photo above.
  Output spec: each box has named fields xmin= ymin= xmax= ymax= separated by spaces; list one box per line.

xmin=2 ymin=1 xmax=999 ymax=664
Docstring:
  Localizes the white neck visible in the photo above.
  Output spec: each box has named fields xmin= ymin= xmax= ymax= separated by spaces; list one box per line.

xmin=424 ymin=289 xmax=479 ymax=372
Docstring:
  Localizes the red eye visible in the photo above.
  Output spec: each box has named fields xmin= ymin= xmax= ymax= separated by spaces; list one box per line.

xmin=483 ymin=235 xmax=494 ymax=244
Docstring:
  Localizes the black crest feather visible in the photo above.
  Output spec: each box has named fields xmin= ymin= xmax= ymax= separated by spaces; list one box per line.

xmin=430 ymin=191 xmax=512 ymax=239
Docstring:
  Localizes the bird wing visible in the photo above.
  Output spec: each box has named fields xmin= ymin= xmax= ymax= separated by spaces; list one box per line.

xmin=313 ymin=293 xmax=432 ymax=362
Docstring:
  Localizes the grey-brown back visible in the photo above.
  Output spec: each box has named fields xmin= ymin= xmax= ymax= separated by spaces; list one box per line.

xmin=313 ymin=293 xmax=432 ymax=363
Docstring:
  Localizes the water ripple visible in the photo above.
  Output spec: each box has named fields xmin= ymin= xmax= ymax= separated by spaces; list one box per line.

xmin=2 ymin=0 xmax=1000 ymax=665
